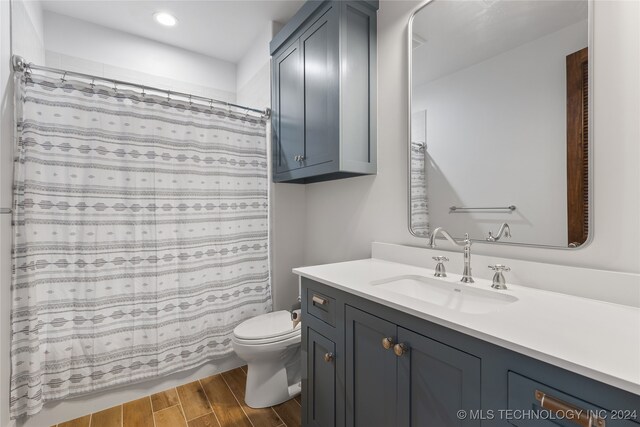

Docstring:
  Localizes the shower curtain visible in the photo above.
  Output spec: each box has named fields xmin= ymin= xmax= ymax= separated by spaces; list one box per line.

xmin=10 ymin=73 xmax=271 ymax=418
xmin=410 ymin=110 xmax=429 ymax=236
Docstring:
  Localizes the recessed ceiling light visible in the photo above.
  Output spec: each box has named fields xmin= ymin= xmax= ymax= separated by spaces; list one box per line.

xmin=154 ymin=12 xmax=177 ymax=27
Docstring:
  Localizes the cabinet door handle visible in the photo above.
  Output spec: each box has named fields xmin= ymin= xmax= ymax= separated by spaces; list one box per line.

xmin=535 ymin=390 xmax=605 ymax=427
xmin=393 ymin=343 xmax=408 ymax=357
xmin=323 ymin=352 xmax=334 ymax=363
xmin=381 ymin=337 xmax=395 ymax=350
xmin=312 ymin=295 xmax=327 ymax=305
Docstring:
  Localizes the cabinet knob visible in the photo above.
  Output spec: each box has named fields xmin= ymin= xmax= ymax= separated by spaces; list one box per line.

xmin=393 ymin=343 xmax=408 ymax=357
xmin=323 ymin=352 xmax=334 ymax=363
xmin=381 ymin=337 xmax=395 ymax=350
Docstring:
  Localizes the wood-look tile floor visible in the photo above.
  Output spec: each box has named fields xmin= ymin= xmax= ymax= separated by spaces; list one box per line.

xmin=52 ymin=366 xmax=301 ymax=427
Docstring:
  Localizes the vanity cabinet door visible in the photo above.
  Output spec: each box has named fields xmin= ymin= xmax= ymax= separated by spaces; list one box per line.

xmin=273 ymin=39 xmax=304 ymax=175
xmin=397 ymin=327 xmax=481 ymax=427
xmin=345 ymin=306 xmax=398 ymax=427
xmin=307 ymin=328 xmax=337 ymax=427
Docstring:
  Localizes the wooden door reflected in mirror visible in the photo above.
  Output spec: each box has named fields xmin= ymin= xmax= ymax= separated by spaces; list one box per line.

xmin=567 ymin=47 xmax=589 ymax=247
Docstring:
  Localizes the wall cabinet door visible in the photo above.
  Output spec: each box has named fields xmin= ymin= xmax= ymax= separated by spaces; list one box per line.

xmin=396 ymin=327 xmax=481 ymax=427
xmin=345 ymin=306 xmax=398 ymax=427
xmin=273 ymin=39 xmax=303 ymax=174
xmin=300 ymin=6 xmax=339 ymax=171
xmin=307 ymin=328 xmax=337 ymax=427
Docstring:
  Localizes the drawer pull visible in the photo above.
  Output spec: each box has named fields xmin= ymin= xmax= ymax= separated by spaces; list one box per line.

xmin=323 ymin=352 xmax=334 ymax=363
xmin=312 ymin=295 xmax=327 ymax=306
xmin=535 ymin=390 xmax=605 ymax=427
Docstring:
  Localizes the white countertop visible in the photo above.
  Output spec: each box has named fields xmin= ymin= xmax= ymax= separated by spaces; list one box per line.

xmin=293 ymin=258 xmax=640 ymax=396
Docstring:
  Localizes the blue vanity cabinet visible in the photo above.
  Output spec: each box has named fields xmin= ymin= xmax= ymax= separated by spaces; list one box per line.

xmin=307 ymin=328 xmax=337 ymax=427
xmin=344 ymin=306 xmax=481 ymax=427
xmin=270 ymin=1 xmax=378 ymax=183
xmin=302 ymin=283 xmax=345 ymax=427
xmin=397 ymin=327 xmax=481 ymax=427
xmin=345 ymin=307 xmax=398 ymax=427
xmin=300 ymin=277 xmax=640 ymax=427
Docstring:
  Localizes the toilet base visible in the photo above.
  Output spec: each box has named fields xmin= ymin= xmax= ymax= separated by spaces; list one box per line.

xmin=244 ymin=363 xmax=301 ymax=408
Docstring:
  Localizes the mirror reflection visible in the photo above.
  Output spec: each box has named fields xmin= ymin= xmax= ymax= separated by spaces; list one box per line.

xmin=409 ymin=0 xmax=589 ymax=248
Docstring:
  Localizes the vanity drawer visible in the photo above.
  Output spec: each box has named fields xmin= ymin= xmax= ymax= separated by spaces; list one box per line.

xmin=508 ymin=372 xmax=639 ymax=426
xmin=306 ymin=288 xmax=336 ymax=327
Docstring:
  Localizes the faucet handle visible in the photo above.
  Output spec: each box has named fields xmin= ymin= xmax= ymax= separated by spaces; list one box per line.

xmin=488 ymin=264 xmax=510 ymax=289
xmin=432 ymin=256 xmax=449 ymax=277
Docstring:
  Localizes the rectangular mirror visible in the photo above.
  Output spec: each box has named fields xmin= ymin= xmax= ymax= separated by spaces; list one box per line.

xmin=408 ymin=0 xmax=591 ymax=248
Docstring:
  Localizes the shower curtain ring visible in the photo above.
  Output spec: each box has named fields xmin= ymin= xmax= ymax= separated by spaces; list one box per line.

xmin=60 ymin=72 xmax=67 ymax=83
xmin=167 ymin=91 xmax=171 ymax=102
xmin=90 ymin=78 xmax=95 ymax=89
xmin=113 ymin=82 xmax=118 ymax=93
xmin=209 ymin=99 xmax=213 ymax=110
xmin=141 ymin=88 xmax=145 ymax=97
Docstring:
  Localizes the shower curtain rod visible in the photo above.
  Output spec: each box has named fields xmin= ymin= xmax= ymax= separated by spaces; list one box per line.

xmin=11 ymin=55 xmax=271 ymax=119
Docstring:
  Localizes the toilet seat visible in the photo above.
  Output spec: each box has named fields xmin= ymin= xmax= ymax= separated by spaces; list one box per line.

xmin=233 ymin=331 xmax=300 ymax=347
xmin=233 ymin=310 xmax=301 ymax=345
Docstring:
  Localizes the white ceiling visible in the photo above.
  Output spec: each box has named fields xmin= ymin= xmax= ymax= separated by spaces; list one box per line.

xmin=40 ymin=0 xmax=305 ymax=63
xmin=412 ymin=0 xmax=588 ymax=87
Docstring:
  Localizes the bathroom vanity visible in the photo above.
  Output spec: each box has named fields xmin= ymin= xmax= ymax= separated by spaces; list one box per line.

xmin=294 ymin=247 xmax=640 ymax=427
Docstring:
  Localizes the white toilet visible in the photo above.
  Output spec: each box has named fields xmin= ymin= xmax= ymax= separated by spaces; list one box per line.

xmin=232 ymin=310 xmax=301 ymax=408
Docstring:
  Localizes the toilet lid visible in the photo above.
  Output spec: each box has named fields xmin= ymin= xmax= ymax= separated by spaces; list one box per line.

xmin=234 ymin=310 xmax=300 ymax=341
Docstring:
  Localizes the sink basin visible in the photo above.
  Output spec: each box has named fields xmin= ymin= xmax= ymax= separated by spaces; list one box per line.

xmin=370 ymin=275 xmax=518 ymax=314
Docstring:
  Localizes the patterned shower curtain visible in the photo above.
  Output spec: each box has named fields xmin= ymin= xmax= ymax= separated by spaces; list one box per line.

xmin=410 ymin=110 xmax=429 ymax=236
xmin=10 ymin=74 xmax=271 ymax=418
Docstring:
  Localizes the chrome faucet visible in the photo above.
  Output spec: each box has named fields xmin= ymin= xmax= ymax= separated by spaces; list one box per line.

xmin=487 ymin=223 xmax=511 ymax=242
xmin=428 ymin=227 xmax=474 ymax=283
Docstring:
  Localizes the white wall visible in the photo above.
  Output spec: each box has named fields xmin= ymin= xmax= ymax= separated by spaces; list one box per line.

xmin=236 ymin=21 xmax=307 ymax=312
xmin=10 ymin=0 xmax=45 ymax=65
xmin=237 ymin=22 xmax=279 ymax=104
xmin=413 ymin=20 xmax=587 ymax=246
xmin=43 ymin=11 xmax=237 ymax=102
xmin=304 ymin=0 xmax=640 ymax=276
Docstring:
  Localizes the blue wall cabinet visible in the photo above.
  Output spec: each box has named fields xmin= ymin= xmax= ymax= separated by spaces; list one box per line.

xmin=273 ymin=40 xmax=303 ymax=176
xmin=301 ymin=278 xmax=640 ymax=427
xmin=270 ymin=1 xmax=378 ymax=183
